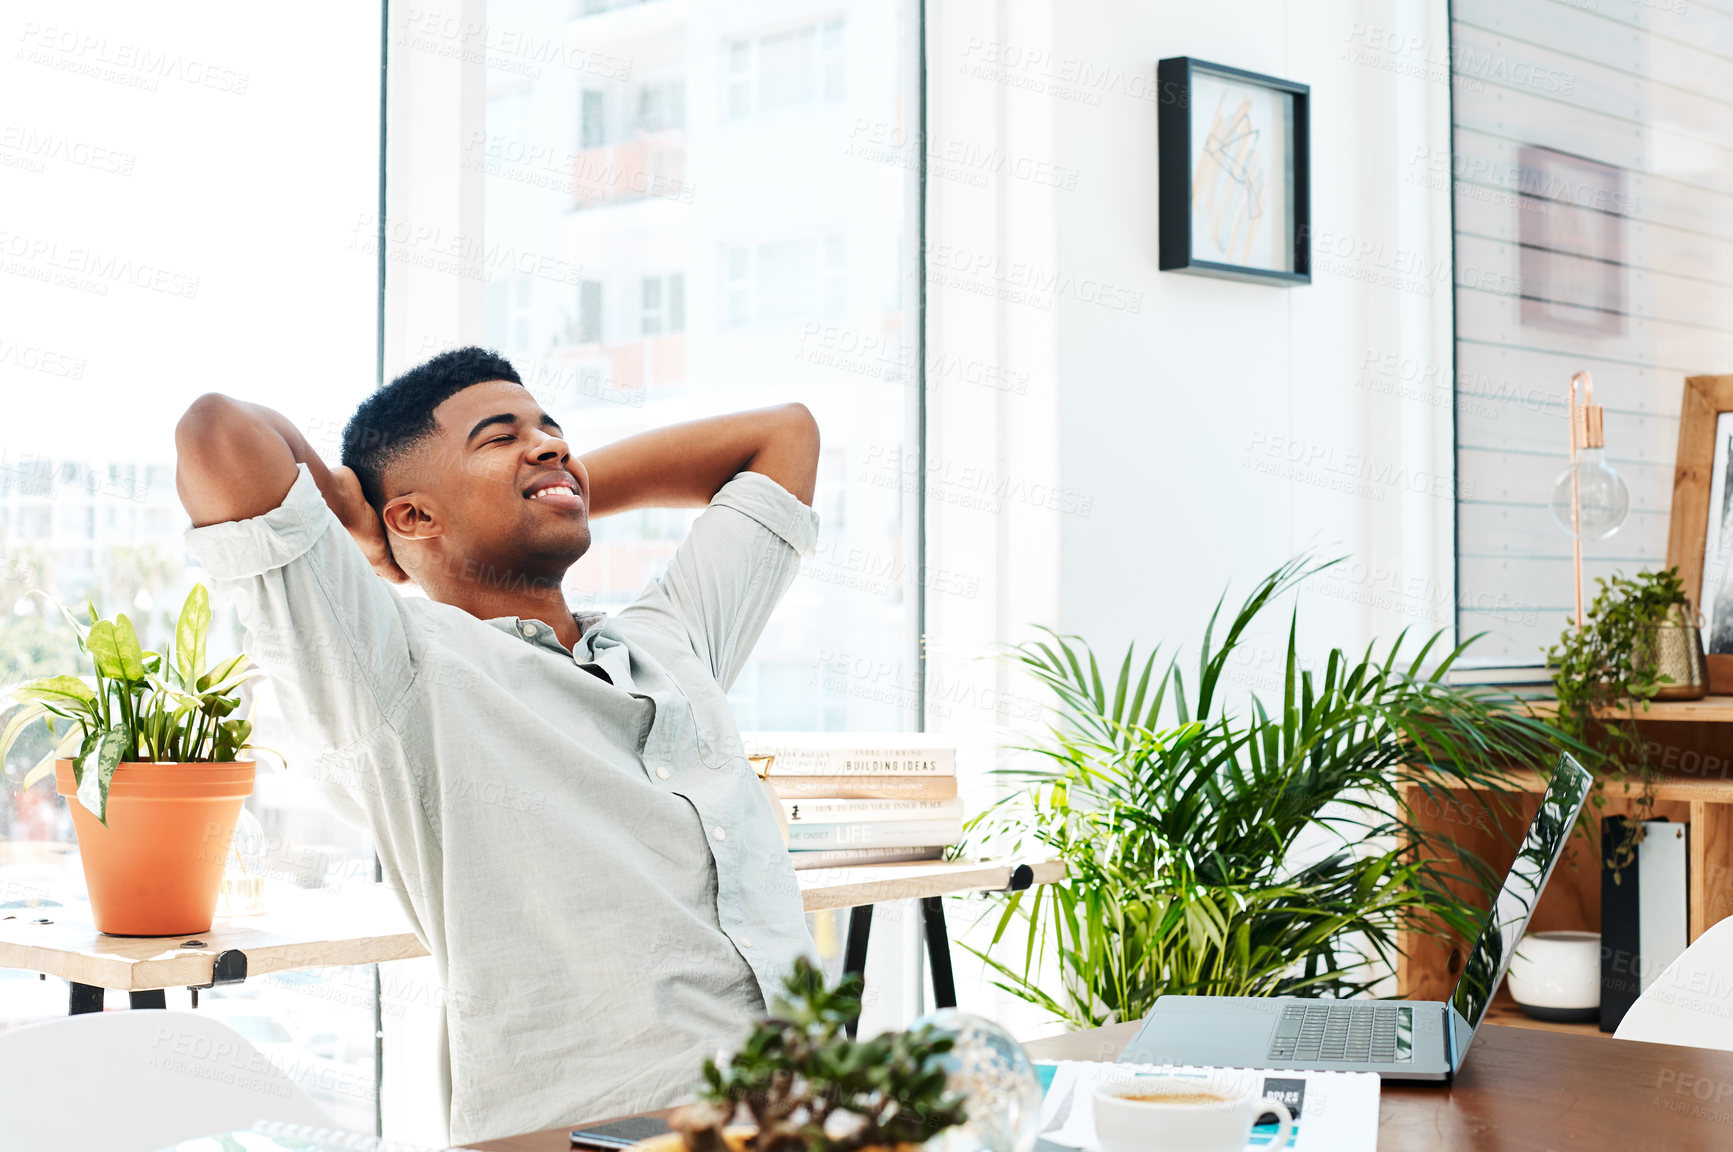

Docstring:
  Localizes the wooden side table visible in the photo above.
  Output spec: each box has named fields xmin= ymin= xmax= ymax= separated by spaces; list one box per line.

xmin=0 ymin=858 xmax=1063 ymax=1015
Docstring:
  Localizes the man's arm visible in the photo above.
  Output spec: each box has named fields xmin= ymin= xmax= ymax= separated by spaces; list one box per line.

xmin=579 ymin=403 xmax=819 ymax=516
xmin=175 ymin=393 xmax=407 ymax=581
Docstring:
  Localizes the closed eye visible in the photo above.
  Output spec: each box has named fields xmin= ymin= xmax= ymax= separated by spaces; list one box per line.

xmin=486 ymin=434 xmax=515 ymax=445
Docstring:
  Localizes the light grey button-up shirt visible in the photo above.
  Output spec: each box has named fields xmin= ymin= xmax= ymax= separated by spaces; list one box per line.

xmin=185 ymin=463 xmax=818 ymax=1145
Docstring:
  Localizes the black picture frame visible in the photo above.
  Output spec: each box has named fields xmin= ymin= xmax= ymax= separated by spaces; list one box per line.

xmin=1158 ymin=56 xmax=1310 ymax=286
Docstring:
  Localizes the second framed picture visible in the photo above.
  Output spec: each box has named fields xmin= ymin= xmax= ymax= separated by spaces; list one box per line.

xmin=1667 ymin=374 xmax=1733 ymax=692
xmin=1158 ymin=56 xmax=1310 ymax=285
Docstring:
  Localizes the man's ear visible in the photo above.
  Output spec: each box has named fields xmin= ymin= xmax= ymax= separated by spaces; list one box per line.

xmin=381 ymin=494 xmax=441 ymax=542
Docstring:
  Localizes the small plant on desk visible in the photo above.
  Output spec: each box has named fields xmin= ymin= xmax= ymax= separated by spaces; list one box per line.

xmin=671 ymin=956 xmax=967 ymax=1152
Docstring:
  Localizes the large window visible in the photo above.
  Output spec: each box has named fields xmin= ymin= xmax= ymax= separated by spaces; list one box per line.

xmin=1452 ymin=1 xmax=1733 ymax=661
xmin=394 ymin=0 xmax=923 ymax=731
xmin=1 ymin=0 xmax=923 ymax=1140
xmin=0 ymin=0 xmax=385 ymax=1132
xmin=381 ymin=0 xmax=923 ymax=1137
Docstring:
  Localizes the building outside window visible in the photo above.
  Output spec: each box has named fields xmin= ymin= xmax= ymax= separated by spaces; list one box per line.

xmin=0 ymin=0 xmax=921 ymax=1140
xmin=727 ymin=18 xmax=847 ymax=119
xmin=642 ymin=273 xmax=686 ymax=336
xmin=0 ymin=2 xmax=384 ymax=1134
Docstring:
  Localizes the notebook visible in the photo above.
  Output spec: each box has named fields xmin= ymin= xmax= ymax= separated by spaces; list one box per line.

xmin=154 ymin=1119 xmax=479 ymax=1151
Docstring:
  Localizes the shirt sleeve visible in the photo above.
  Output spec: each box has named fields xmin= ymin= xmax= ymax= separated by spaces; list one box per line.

xmin=183 ymin=462 xmax=422 ymax=750
xmin=617 ymin=470 xmax=819 ymax=692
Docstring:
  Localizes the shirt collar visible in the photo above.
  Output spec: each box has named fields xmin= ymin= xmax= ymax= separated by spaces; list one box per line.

xmin=484 ymin=611 xmax=608 ymax=656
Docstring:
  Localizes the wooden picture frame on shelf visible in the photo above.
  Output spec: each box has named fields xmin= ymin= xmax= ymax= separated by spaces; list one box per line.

xmin=1666 ymin=373 xmax=1733 ymax=694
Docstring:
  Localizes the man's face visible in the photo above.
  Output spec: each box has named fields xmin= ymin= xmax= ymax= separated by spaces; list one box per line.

xmin=389 ymin=380 xmax=592 ymax=585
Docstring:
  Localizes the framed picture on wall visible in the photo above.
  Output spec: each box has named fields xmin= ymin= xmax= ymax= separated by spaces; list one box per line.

xmin=1518 ymin=145 xmax=1625 ymax=337
xmin=1158 ymin=56 xmax=1310 ymax=285
xmin=1666 ymin=374 xmax=1733 ymax=693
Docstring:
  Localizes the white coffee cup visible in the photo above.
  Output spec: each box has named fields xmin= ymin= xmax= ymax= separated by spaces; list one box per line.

xmin=1093 ymin=1076 xmax=1295 ymax=1152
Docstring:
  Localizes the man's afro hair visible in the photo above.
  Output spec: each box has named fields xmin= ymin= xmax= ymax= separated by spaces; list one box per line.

xmin=340 ymin=346 xmax=522 ymax=514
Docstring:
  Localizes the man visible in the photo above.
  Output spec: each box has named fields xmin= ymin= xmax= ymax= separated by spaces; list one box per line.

xmin=175 ymin=347 xmax=820 ymax=1144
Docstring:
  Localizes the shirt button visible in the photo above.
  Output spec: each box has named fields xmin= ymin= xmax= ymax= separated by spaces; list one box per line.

xmin=656 ymin=767 xmax=670 ymax=780
xmin=712 ymin=826 xmax=727 ymax=842
xmin=520 ymin=622 xmax=538 ymax=637
xmin=739 ymin=936 xmax=752 ymax=949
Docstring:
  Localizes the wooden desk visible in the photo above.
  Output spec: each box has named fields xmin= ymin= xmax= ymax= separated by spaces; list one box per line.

xmin=0 ymin=859 xmax=1061 ymax=1013
xmin=475 ymin=1020 xmax=1733 ymax=1151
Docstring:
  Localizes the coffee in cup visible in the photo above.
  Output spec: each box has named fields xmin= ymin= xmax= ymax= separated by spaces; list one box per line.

xmin=1092 ymin=1076 xmax=1295 ymax=1152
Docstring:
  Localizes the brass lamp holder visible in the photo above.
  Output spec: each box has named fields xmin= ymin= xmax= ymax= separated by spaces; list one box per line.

xmin=1567 ymin=370 xmax=1602 ymax=630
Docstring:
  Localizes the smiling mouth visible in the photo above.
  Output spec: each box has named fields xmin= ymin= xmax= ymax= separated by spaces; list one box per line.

xmin=527 ymin=485 xmax=577 ymax=501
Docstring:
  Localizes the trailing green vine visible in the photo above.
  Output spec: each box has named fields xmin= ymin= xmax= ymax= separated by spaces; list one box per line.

xmin=1544 ymin=567 xmax=1690 ymax=873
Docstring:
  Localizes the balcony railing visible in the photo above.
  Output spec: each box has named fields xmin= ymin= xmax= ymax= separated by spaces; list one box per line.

xmin=572 ymin=133 xmax=688 ymax=210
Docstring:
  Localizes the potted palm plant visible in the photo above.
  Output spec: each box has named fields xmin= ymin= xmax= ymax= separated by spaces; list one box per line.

xmin=965 ymin=556 xmax=1573 ymax=1028
xmin=0 ymin=585 xmax=261 ymax=936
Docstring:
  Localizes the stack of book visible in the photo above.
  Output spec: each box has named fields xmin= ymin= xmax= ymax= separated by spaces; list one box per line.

xmin=742 ymin=732 xmax=962 ymax=870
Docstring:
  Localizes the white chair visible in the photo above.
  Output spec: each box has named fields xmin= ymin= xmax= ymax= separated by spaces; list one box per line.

xmin=0 ymin=1008 xmax=332 ymax=1152
xmin=1615 ymin=916 xmax=1733 ymax=1051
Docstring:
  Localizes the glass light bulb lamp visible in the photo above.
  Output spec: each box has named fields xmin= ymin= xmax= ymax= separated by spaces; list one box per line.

xmin=1548 ymin=370 xmax=1630 ymax=627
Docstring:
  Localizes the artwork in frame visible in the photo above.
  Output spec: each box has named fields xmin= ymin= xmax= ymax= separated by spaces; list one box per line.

xmin=1518 ymin=145 xmax=1626 ymax=337
xmin=1158 ymin=56 xmax=1310 ymax=285
xmin=1665 ymin=374 xmax=1733 ymax=693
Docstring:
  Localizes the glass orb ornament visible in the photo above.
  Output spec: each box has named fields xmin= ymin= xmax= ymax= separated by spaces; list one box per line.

xmin=913 ymin=1009 xmax=1042 ymax=1152
xmin=1549 ymin=447 xmax=1630 ymax=541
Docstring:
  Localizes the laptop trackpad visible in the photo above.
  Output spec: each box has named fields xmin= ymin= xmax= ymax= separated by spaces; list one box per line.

xmin=1132 ymin=1012 xmax=1275 ymax=1066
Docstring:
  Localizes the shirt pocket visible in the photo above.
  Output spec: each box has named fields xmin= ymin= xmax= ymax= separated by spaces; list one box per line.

xmin=661 ymin=645 xmax=749 ymax=773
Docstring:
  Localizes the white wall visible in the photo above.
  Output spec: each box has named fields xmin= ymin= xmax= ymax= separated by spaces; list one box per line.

xmin=925 ymin=0 xmax=1457 ymax=735
xmin=1051 ymin=0 xmax=1456 ymax=668
xmin=924 ymin=0 xmax=1456 ymax=1034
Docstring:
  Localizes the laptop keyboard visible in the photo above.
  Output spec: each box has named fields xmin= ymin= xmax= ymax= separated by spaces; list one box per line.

xmin=1268 ymin=1003 xmax=1412 ymax=1064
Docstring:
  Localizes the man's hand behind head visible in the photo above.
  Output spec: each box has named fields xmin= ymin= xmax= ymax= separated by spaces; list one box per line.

xmin=328 ymin=464 xmax=411 ymax=584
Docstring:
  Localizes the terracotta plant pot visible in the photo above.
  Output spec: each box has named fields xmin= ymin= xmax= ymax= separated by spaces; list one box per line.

xmin=54 ymin=759 xmax=256 ymax=936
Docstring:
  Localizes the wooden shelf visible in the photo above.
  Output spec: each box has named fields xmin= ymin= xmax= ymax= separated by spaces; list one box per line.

xmin=1616 ymin=698 xmax=1733 ymax=722
xmin=1481 ymin=989 xmax=1606 ymax=1039
xmin=1526 ymin=696 xmax=1733 ymax=723
xmin=1397 ymin=720 xmax=1733 ymax=1006
xmin=1409 ymin=765 xmax=1733 ymax=803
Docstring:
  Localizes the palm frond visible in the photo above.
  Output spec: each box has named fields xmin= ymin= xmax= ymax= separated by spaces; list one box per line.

xmin=968 ymin=553 xmax=1572 ymax=1029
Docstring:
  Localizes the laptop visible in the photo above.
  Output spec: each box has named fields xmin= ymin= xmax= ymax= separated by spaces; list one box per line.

xmin=1119 ymin=752 xmax=1593 ymax=1081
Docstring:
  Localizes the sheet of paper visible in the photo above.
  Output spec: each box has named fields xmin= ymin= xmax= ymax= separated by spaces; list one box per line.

xmin=1035 ymin=1061 xmax=1379 ymax=1152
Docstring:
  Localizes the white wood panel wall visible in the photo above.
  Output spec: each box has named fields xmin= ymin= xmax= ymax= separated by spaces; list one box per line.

xmin=1452 ymin=0 xmax=1733 ymax=662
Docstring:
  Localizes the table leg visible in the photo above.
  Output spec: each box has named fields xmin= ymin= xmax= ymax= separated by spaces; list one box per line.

xmin=843 ymin=905 xmax=873 ymax=1037
xmin=68 ymin=984 xmax=169 ymax=1013
xmin=921 ymin=896 xmax=957 ymax=1010
xmin=68 ymin=983 xmax=104 ymax=1014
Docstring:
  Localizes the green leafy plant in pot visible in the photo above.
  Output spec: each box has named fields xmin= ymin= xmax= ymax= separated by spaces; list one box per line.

xmin=1545 ymin=566 xmax=1699 ymax=874
xmin=963 ymin=556 xmax=1571 ymax=1030
xmin=0 ymin=585 xmax=263 ymax=936
xmin=668 ymin=957 xmax=968 ymax=1152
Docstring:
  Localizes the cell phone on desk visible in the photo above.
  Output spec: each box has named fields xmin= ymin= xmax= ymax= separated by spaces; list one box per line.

xmin=571 ymin=1116 xmax=671 ymax=1149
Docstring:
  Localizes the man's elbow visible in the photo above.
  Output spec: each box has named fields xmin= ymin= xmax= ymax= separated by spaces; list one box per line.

xmin=780 ymin=402 xmax=820 ymax=453
xmin=175 ymin=392 xmax=247 ymax=456
xmin=744 ymin=404 xmax=821 ymax=506
xmin=175 ymin=393 xmax=292 ymax=526
xmin=777 ymin=403 xmax=820 ymax=505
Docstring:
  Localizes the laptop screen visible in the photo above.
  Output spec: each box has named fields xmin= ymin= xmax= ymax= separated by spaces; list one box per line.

xmin=1445 ymin=753 xmax=1593 ymax=1053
